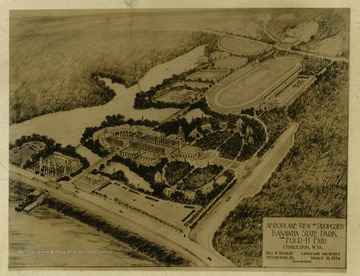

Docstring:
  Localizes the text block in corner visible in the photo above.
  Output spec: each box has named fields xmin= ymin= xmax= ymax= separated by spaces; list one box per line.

xmin=262 ymin=217 xmax=346 ymax=268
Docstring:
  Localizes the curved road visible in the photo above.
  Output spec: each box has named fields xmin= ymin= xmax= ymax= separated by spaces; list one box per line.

xmin=190 ymin=123 xmax=299 ymax=261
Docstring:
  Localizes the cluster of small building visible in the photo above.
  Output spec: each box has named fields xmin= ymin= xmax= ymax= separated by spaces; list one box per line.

xmin=94 ymin=124 xmax=203 ymax=164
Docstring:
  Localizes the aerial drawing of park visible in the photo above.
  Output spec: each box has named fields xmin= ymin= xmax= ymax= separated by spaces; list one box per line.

xmin=9 ymin=9 xmax=348 ymax=268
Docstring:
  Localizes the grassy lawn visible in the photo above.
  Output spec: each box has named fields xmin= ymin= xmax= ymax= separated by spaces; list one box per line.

xmin=219 ymin=36 xmax=269 ymax=55
xmin=187 ymin=70 xmax=227 ymax=81
xmin=214 ymin=56 xmax=248 ymax=70
xmin=257 ymin=107 xmax=290 ymax=157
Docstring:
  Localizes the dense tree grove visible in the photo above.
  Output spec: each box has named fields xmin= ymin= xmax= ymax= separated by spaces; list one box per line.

xmin=213 ymin=61 xmax=348 ymax=266
xmin=218 ymin=133 xmax=243 ymax=159
xmin=180 ymin=165 xmax=223 ymax=190
xmin=91 ymin=73 xmax=117 ymax=100
xmin=267 ymin=10 xmax=347 ymax=43
xmin=193 ymin=170 xmax=235 ymax=207
xmin=237 ymin=117 xmax=267 ymax=161
xmin=155 ymin=117 xmax=203 ymax=140
xmin=91 ymin=169 xmax=129 ymax=185
xmin=164 ymin=161 xmax=194 ymax=186
xmin=257 ymin=107 xmax=290 ymax=157
xmin=111 ymin=155 xmax=168 ymax=195
xmin=92 ymin=72 xmax=126 ymax=86
xmin=299 ymin=56 xmax=332 ymax=75
xmin=195 ymin=130 xmax=234 ymax=150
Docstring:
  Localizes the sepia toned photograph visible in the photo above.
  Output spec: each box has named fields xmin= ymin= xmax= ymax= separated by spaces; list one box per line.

xmin=8 ymin=7 xmax=349 ymax=270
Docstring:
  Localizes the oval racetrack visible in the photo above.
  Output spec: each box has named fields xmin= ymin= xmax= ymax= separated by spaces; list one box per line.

xmin=207 ymin=57 xmax=301 ymax=113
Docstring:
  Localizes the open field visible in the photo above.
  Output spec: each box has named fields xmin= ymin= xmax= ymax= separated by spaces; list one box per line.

xmin=160 ymin=81 xmax=210 ymax=90
xmin=313 ymin=35 xmax=343 ymax=56
xmin=218 ymin=64 xmax=255 ymax=86
xmin=188 ymin=70 xmax=228 ymax=81
xmin=286 ymin=21 xmax=318 ymax=43
xmin=156 ymin=89 xmax=199 ymax=104
xmin=75 ymin=145 xmax=102 ymax=165
xmin=194 ymin=150 xmax=217 ymax=168
xmin=219 ymin=36 xmax=270 ymax=55
xmin=214 ymin=56 xmax=248 ymax=70
xmin=208 ymin=57 xmax=301 ymax=112
xmin=73 ymin=174 xmax=110 ymax=193
xmin=98 ymin=183 xmax=200 ymax=229
xmin=9 ymin=142 xmax=45 ymax=166
xmin=212 ymin=157 xmax=233 ymax=168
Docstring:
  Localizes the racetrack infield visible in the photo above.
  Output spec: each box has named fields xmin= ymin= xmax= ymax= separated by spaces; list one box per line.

xmin=207 ymin=57 xmax=301 ymax=113
xmin=219 ymin=35 xmax=270 ymax=55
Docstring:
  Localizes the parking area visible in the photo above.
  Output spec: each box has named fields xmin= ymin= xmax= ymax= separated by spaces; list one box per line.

xmin=98 ymin=182 xmax=201 ymax=229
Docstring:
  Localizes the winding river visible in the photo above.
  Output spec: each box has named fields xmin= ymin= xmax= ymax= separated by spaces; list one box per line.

xmin=9 ymin=45 xmax=205 ymax=147
xmin=8 ymin=45 xmax=206 ymax=267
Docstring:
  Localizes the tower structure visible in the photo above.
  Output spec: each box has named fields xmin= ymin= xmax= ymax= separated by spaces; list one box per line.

xmin=177 ymin=125 xmax=185 ymax=147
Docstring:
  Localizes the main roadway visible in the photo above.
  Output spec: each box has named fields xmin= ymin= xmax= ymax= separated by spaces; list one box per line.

xmin=190 ymin=123 xmax=299 ymax=261
xmin=9 ymin=166 xmax=234 ymax=267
